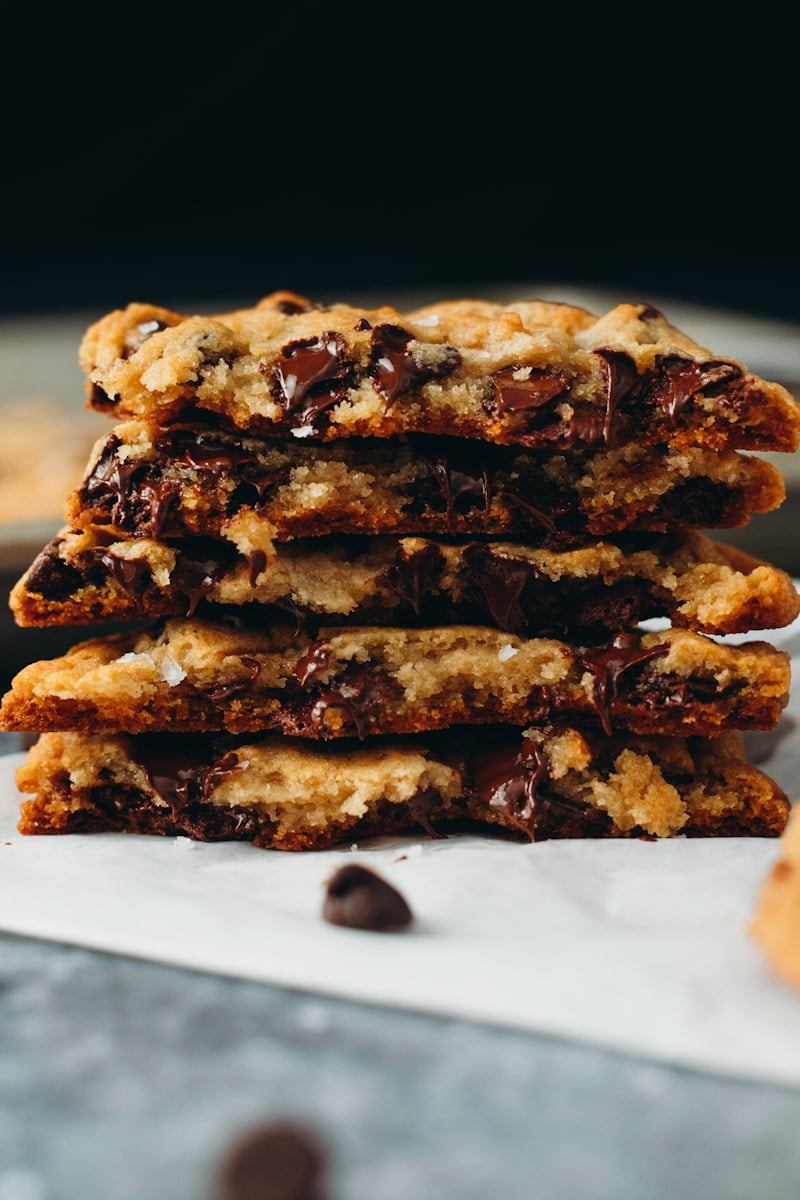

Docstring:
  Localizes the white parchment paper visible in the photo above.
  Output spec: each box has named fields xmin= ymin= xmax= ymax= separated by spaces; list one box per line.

xmin=2 ymin=616 xmax=800 ymax=1087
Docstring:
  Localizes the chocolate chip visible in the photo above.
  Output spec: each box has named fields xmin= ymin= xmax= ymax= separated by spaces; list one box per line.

xmin=276 ymin=296 xmax=321 ymax=314
xmin=322 ymin=864 xmax=413 ymax=932
xmin=462 ymin=543 xmax=536 ymax=633
xmin=581 ymin=632 xmax=670 ymax=735
xmin=592 ymin=348 xmax=638 ymax=445
xmin=370 ymin=323 xmax=461 ymax=410
xmin=270 ymin=332 xmax=352 ymax=433
xmin=489 ymin=365 xmax=570 ymax=413
xmin=376 ymin=542 xmax=445 ymax=616
xmin=217 ymin=1119 xmax=329 ymax=1200
xmin=648 ymin=356 xmax=741 ymax=424
xmin=470 ymin=737 xmax=550 ymax=841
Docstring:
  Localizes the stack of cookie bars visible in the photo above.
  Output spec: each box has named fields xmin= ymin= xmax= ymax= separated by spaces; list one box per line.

xmin=3 ymin=291 xmax=799 ymax=848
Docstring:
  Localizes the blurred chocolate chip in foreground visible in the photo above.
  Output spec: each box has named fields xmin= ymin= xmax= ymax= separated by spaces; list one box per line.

xmin=322 ymin=864 xmax=413 ymax=932
xmin=217 ymin=1119 xmax=329 ymax=1200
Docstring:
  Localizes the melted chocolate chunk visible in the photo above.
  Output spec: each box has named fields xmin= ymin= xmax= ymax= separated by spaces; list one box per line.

xmin=407 ymin=786 xmax=446 ymax=839
xmin=273 ymin=597 xmax=318 ymax=638
xmin=503 ymin=491 xmax=558 ymax=536
xmin=207 ymin=655 xmax=261 ymax=703
xmin=470 ymin=738 xmax=550 ymax=841
xmin=423 ymin=451 xmax=491 ymax=533
xmin=489 ymin=365 xmax=570 ymax=413
xmin=270 ymin=332 xmax=352 ymax=432
xmin=82 ymin=438 xmax=181 ymax=537
xmin=649 ymin=356 xmax=741 ymax=423
xmin=136 ymin=737 xmax=241 ymax=810
xmin=309 ymin=667 xmax=402 ymax=740
xmin=638 ymin=671 xmax=723 ymax=708
xmin=462 ymin=543 xmax=536 ymax=633
xmin=98 ymin=551 xmax=152 ymax=599
xmin=370 ymin=323 xmax=461 ymax=410
xmin=593 ymin=348 xmax=638 ymax=445
xmin=24 ymin=543 xmax=84 ymax=599
xmin=170 ymin=552 xmax=229 ymax=616
xmin=376 ymin=542 xmax=445 ymax=615
xmin=247 ymin=548 xmax=267 ymax=587
xmin=581 ymin=632 xmax=670 ymax=735
xmin=218 ymin=1119 xmax=329 ymax=1200
xmin=292 ymin=640 xmax=331 ymax=687
xmin=322 ymin=864 xmax=413 ymax=931
xmin=354 ymin=317 xmax=372 ymax=331
xmin=565 ymin=407 xmax=606 ymax=445
xmin=155 ymin=426 xmax=260 ymax=473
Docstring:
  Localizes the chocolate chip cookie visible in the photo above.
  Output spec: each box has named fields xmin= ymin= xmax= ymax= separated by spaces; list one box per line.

xmin=16 ymin=725 xmax=790 ymax=850
xmin=79 ymin=292 xmax=800 ymax=451
xmin=1 ymin=617 xmax=789 ymax=738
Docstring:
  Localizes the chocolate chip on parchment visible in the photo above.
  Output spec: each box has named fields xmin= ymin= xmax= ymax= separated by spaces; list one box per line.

xmin=322 ymin=864 xmax=413 ymax=932
xmin=217 ymin=1119 xmax=329 ymax=1200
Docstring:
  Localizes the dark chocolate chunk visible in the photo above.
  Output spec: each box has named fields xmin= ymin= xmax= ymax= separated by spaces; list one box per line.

xmin=155 ymin=425 xmax=260 ymax=473
xmin=370 ymin=323 xmax=461 ymax=409
xmin=354 ymin=317 xmax=372 ymax=331
xmin=247 ymin=549 xmax=268 ymax=587
xmin=270 ymin=332 xmax=352 ymax=432
xmin=98 ymin=550 xmax=152 ymax=599
xmin=593 ymin=348 xmax=638 ymax=445
xmin=170 ymin=552 xmax=229 ymax=616
xmin=82 ymin=436 xmax=181 ymax=537
xmin=470 ymin=737 xmax=550 ymax=841
xmin=376 ymin=542 xmax=445 ymax=616
xmin=136 ymin=737 xmax=241 ymax=811
xmin=649 ymin=356 xmax=741 ymax=424
xmin=406 ymin=786 xmax=446 ymax=838
xmin=273 ymin=597 xmax=318 ymax=638
xmin=423 ymin=451 xmax=491 ymax=533
xmin=462 ymin=543 xmax=536 ymax=633
xmin=322 ymin=864 xmax=413 ymax=932
xmin=581 ymin=632 xmax=670 ymax=735
xmin=207 ymin=656 xmax=262 ymax=704
xmin=217 ymin=1119 xmax=329 ymax=1200
xmin=24 ymin=543 xmax=84 ymax=599
xmin=489 ymin=365 xmax=570 ymax=413
xmin=292 ymin=641 xmax=332 ymax=687
xmin=276 ymin=296 xmax=321 ymax=315
xmin=503 ymin=491 xmax=558 ymax=536
xmin=309 ymin=667 xmax=402 ymax=740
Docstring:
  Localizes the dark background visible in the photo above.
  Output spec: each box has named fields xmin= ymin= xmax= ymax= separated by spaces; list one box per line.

xmin=2 ymin=27 xmax=798 ymax=325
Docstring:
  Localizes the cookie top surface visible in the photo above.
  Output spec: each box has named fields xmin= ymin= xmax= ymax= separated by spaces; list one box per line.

xmin=79 ymin=291 xmax=800 ymax=452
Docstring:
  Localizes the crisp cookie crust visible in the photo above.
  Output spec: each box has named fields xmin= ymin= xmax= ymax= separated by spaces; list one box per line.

xmin=15 ymin=726 xmax=790 ymax=850
xmin=63 ymin=421 xmax=785 ymax=548
xmin=10 ymin=526 xmax=800 ymax=635
xmin=0 ymin=618 xmax=790 ymax=738
xmin=78 ymin=292 xmax=800 ymax=452
xmin=751 ymin=806 xmax=800 ymax=987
